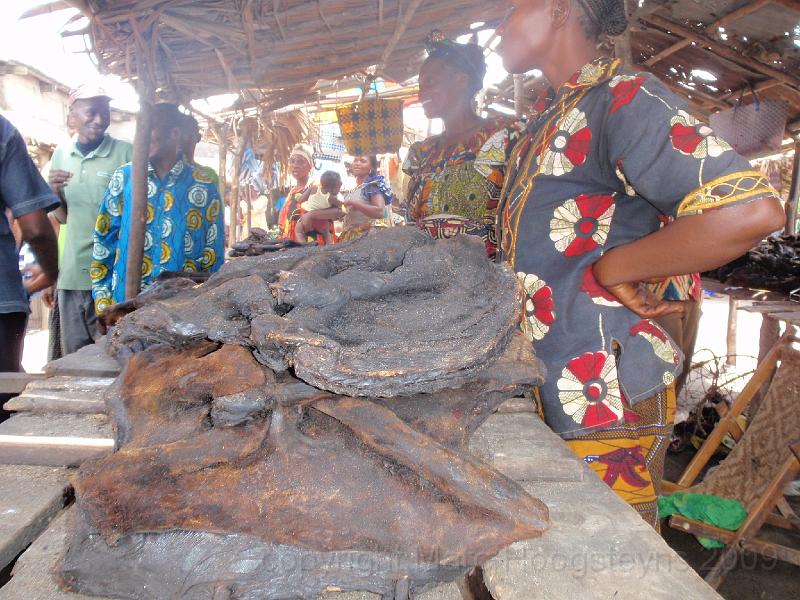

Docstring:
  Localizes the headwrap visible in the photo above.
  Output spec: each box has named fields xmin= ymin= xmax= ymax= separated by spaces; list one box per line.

xmin=289 ymin=143 xmax=314 ymax=168
xmin=576 ymin=0 xmax=628 ymax=37
xmin=423 ymin=30 xmax=487 ymax=94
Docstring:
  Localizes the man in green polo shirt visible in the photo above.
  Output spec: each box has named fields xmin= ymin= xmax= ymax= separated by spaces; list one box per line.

xmin=48 ymin=84 xmax=132 ymax=354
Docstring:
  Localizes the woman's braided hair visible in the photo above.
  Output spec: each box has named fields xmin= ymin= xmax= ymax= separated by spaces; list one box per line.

xmin=576 ymin=0 xmax=628 ymax=38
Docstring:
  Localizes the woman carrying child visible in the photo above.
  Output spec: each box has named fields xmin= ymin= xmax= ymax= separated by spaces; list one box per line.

xmin=279 ymin=144 xmax=337 ymax=245
xmin=338 ymin=155 xmax=394 ymax=242
xmin=293 ymin=171 xmax=343 ymax=244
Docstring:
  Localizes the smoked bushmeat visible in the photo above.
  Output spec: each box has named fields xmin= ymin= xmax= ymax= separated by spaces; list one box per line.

xmin=60 ymin=228 xmax=549 ymax=599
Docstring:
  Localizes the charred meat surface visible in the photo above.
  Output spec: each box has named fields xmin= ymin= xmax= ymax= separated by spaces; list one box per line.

xmin=63 ymin=229 xmax=549 ymax=599
xmin=109 ymin=228 xmax=523 ymax=397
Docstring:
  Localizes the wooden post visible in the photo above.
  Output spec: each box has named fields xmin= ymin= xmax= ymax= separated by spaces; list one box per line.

xmin=246 ymin=184 xmax=253 ymax=237
xmin=212 ymin=124 xmax=229 ymax=246
xmin=124 ymin=76 xmax=152 ymax=300
xmin=726 ymin=296 xmax=738 ymax=367
xmin=785 ymin=139 xmax=799 ymax=235
xmin=230 ymin=131 xmax=245 ymax=244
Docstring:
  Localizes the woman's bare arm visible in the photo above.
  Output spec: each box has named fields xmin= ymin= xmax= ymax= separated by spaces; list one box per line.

xmin=593 ymin=197 xmax=785 ymax=287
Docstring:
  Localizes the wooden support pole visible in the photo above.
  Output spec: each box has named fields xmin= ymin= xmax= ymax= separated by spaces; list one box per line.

xmin=785 ymin=139 xmax=800 ymax=235
xmin=643 ymin=14 xmax=800 ymax=91
xmin=643 ymin=0 xmax=772 ymax=67
xmin=230 ymin=131 xmax=246 ymax=244
xmin=124 ymin=72 xmax=152 ymax=301
xmin=246 ymin=184 xmax=253 ymax=237
xmin=211 ymin=123 xmax=229 ymax=246
xmin=726 ymin=296 xmax=738 ymax=368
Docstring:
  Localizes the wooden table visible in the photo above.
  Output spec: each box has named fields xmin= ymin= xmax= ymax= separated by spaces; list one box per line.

xmin=700 ymin=278 xmax=794 ymax=367
xmin=0 ymin=346 xmax=723 ymax=600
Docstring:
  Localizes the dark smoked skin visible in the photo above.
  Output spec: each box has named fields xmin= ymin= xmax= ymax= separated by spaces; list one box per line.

xmin=107 ymin=228 xmax=523 ymax=397
xmin=63 ymin=229 xmax=549 ymax=598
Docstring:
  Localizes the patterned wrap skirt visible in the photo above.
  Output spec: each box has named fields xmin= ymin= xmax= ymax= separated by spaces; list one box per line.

xmin=536 ymin=385 xmax=676 ymax=528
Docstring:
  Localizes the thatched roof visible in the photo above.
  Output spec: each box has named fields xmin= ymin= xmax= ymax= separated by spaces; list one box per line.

xmin=487 ymin=0 xmax=800 ymax=135
xmin=25 ymin=0 xmax=800 ymax=137
xmin=635 ymin=0 xmax=800 ymax=129
xmin=37 ymin=0 xmax=501 ymax=110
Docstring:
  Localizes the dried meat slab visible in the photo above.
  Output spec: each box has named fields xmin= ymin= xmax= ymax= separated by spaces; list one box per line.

xmin=60 ymin=342 xmax=548 ymax=599
xmin=108 ymin=228 xmax=522 ymax=397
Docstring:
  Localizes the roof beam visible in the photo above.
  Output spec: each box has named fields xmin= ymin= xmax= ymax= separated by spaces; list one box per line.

xmin=770 ymin=0 xmax=800 ymax=10
xmin=242 ymin=0 xmax=257 ymax=75
xmin=642 ymin=13 xmax=800 ymax=91
xmin=643 ymin=0 xmax=772 ymax=67
xmin=721 ymin=78 xmax=783 ymax=101
xmin=378 ymin=0 xmax=426 ymax=74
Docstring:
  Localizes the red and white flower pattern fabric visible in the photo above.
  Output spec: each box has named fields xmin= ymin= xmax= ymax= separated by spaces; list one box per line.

xmin=558 ymin=351 xmax=624 ymax=428
xmin=579 ymin=265 xmax=621 ymax=307
xmin=669 ymin=110 xmax=731 ymax=159
xmin=477 ymin=57 xmax=779 ymax=440
xmin=517 ymin=272 xmax=556 ymax=341
xmin=630 ymin=320 xmax=680 ymax=365
xmin=539 ymin=108 xmax=591 ymax=176
xmin=608 ymin=75 xmax=645 ymax=114
xmin=550 ymin=193 xmax=615 ymax=256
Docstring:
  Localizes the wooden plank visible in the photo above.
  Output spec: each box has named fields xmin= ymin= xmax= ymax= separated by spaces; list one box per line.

xmin=0 ymin=373 xmax=46 ymax=395
xmin=44 ymin=343 xmax=120 ymax=378
xmin=0 ymin=436 xmax=114 ymax=467
xmin=4 ymin=393 xmax=106 ymax=415
xmin=738 ymin=302 xmax=800 ymax=314
xmin=1 ymin=508 xmax=113 ymax=600
xmin=24 ymin=376 xmax=115 ymax=394
xmin=4 ymin=375 xmax=113 ymax=414
xmin=700 ymin=278 xmax=788 ymax=302
xmin=470 ymin=413 xmax=584 ymax=482
xmin=766 ymin=312 xmax=800 ymax=326
xmin=484 ymin=478 xmax=723 ymax=599
xmin=0 ymin=413 xmax=113 ymax=467
xmin=0 ymin=465 xmax=70 ymax=573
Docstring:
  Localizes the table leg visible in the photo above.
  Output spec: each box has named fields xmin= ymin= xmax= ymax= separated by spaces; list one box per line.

xmin=726 ymin=297 xmax=738 ymax=368
xmin=758 ymin=315 xmax=780 ymax=366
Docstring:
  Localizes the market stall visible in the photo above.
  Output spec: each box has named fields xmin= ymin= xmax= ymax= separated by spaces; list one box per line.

xmin=6 ymin=0 xmax=800 ymax=597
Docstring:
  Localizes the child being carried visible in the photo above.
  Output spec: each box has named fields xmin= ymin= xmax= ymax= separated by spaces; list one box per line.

xmin=294 ymin=170 xmax=343 ymax=244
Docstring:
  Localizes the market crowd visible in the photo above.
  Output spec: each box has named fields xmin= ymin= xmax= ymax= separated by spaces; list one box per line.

xmin=0 ymin=0 xmax=785 ymax=525
xmin=0 ymin=88 xmax=224 ymax=419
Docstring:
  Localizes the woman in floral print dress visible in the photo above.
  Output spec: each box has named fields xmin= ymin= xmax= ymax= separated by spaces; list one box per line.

xmin=486 ymin=0 xmax=785 ymax=526
xmin=403 ymin=32 xmax=518 ymax=259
